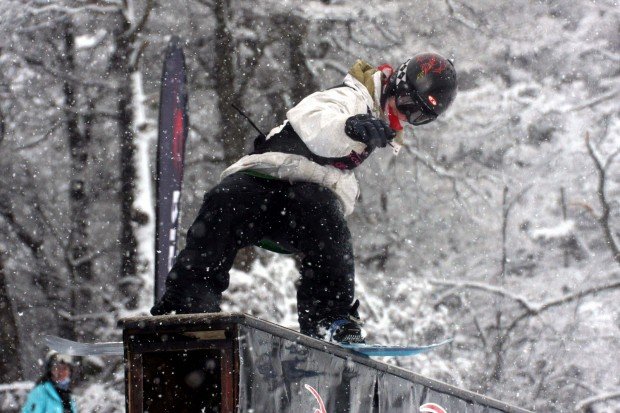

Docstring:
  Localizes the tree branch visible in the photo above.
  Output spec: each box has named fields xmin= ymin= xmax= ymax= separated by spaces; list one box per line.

xmin=500 ymin=185 xmax=531 ymax=277
xmin=444 ymin=0 xmax=480 ymax=30
xmin=65 ymin=243 xmax=116 ymax=268
xmin=575 ymin=391 xmax=620 ymax=412
xmin=18 ymin=54 xmax=112 ymax=88
xmin=14 ymin=120 xmax=62 ymax=152
xmin=132 ymin=0 xmax=153 ymax=36
xmin=533 ymin=280 xmax=620 ymax=316
xmin=0 ymin=205 xmax=43 ymax=253
xmin=430 ymin=279 xmax=536 ymax=312
xmin=567 ymin=89 xmax=620 ymax=113
xmin=501 ymin=279 xmax=620 ymax=338
xmin=432 ymin=278 xmax=620 ymax=329
xmin=585 ymin=132 xmax=620 ymax=265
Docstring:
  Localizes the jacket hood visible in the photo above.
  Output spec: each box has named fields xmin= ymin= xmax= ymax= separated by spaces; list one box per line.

xmin=348 ymin=60 xmax=405 ymax=146
xmin=348 ymin=60 xmax=379 ymax=98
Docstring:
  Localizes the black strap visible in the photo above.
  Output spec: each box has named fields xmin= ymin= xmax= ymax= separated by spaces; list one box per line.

xmin=250 ymin=83 xmax=374 ymax=170
xmin=231 ymin=103 xmax=265 ymax=137
xmin=251 ymin=123 xmax=372 ymax=170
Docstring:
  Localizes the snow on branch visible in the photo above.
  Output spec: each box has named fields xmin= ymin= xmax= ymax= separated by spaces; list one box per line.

xmin=444 ymin=0 xmax=480 ymax=30
xmin=25 ymin=1 xmax=119 ymax=15
xmin=0 ymin=382 xmax=33 ymax=392
xmin=297 ymin=3 xmax=357 ymax=22
xmin=530 ymin=220 xmax=575 ymax=241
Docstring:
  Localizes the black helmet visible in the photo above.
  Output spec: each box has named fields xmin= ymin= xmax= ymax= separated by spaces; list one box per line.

xmin=390 ymin=53 xmax=457 ymax=125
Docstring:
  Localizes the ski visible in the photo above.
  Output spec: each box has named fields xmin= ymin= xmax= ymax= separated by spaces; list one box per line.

xmin=339 ymin=338 xmax=452 ymax=357
xmin=43 ymin=335 xmax=123 ymax=357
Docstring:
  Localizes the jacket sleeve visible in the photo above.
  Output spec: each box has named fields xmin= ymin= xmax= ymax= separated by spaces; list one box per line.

xmin=286 ymin=86 xmax=370 ymax=158
xmin=21 ymin=386 xmax=45 ymax=413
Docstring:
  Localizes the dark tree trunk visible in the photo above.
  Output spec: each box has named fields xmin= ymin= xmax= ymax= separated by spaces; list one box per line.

xmin=61 ymin=19 xmax=94 ymax=340
xmin=0 ymin=250 xmax=22 ymax=382
xmin=111 ymin=13 xmax=141 ymax=309
xmin=287 ymin=16 xmax=319 ymax=105
xmin=213 ymin=0 xmax=245 ymax=166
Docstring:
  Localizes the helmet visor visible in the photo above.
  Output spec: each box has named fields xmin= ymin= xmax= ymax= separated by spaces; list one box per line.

xmin=395 ymin=91 xmax=437 ymax=125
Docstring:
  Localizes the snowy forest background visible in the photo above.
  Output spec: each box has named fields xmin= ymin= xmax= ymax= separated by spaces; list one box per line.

xmin=0 ymin=0 xmax=618 ymax=412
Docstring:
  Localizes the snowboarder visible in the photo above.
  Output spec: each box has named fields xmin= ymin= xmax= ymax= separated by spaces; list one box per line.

xmin=21 ymin=352 xmax=78 ymax=413
xmin=151 ymin=53 xmax=458 ymax=344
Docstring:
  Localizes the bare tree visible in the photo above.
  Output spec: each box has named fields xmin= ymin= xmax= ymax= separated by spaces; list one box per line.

xmin=57 ymin=17 xmax=97 ymax=341
xmin=108 ymin=0 xmax=154 ymax=309
xmin=284 ymin=14 xmax=320 ymax=105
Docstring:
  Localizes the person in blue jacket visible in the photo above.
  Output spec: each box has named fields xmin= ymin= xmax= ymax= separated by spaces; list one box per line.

xmin=21 ymin=352 xmax=77 ymax=413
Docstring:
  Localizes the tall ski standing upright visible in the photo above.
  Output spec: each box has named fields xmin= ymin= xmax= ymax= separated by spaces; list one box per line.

xmin=154 ymin=36 xmax=189 ymax=302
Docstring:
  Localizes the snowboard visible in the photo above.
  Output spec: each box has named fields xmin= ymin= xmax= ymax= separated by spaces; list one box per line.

xmin=44 ymin=335 xmax=124 ymax=356
xmin=44 ymin=334 xmax=452 ymax=358
xmin=339 ymin=338 xmax=452 ymax=357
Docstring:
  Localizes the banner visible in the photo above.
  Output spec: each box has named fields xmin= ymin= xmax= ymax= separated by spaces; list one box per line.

xmin=154 ymin=36 xmax=188 ymax=301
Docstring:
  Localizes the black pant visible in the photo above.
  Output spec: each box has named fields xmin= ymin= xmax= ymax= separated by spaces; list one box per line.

xmin=152 ymin=172 xmax=356 ymax=335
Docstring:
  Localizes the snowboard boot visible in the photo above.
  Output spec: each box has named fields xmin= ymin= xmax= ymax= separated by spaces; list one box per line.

xmin=317 ymin=299 xmax=366 ymax=344
xmin=151 ymin=289 xmax=221 ymax=315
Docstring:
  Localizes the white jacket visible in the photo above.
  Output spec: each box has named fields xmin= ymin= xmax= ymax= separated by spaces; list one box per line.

xmin=221 ymin=71 xmax=384 ymax=216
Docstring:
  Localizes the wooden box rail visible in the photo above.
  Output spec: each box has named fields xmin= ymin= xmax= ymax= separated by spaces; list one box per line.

xmin=120 ymin=313 xmax=532 ymax=413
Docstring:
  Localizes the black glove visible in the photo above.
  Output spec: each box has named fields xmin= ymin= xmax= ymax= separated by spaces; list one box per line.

xmin=344 ymin=114 xmax=395 ymax=150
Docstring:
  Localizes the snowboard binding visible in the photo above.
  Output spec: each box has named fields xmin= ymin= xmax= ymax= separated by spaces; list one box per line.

xmin=319 ymin=299 xmax=366 ymax=344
